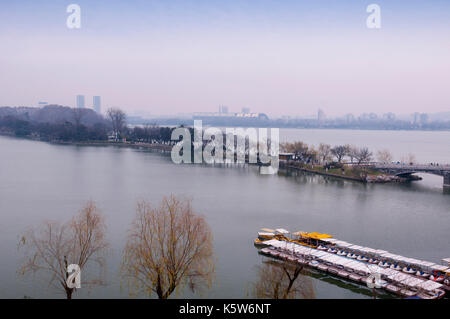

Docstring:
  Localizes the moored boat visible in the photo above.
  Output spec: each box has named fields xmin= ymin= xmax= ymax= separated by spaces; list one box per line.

xmin=386 ymin=284 xmax=401 ymax=294
xmin=390 ymin=264 xmax=402 ymax=271
xmin=254 ymin=238 xmax=270 ymax=247
xmin=416 ymin=271 xmax=430 ymax=279
xmin=417 ymin=289 xmax=445 ymax=299
xmin=337 ymin=250 xmax=347 ymax=256
xmin=402 ymin=267 xmax=416 ymax=274
xmin=357 ymin=255 xmax=369 ymax=262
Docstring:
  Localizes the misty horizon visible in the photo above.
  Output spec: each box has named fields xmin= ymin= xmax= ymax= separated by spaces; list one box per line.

xmin=1 ymin=1 xmax=449 ymax=117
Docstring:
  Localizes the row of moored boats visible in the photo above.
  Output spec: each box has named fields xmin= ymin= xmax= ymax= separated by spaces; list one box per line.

xmin=254 ymin=228 xmax=449 ymax=299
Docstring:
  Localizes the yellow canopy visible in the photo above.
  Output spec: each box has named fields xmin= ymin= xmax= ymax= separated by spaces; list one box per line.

xmin=303 ymin=232 xmax=333 ymax=240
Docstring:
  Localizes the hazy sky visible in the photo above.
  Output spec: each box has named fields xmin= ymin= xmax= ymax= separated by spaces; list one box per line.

xmin=1 ymin=0 xmax=450 ymax=117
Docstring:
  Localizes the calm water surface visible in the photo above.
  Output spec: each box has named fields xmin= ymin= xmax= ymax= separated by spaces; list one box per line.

xmin=0 ymin=129 xmax=449 ymax=299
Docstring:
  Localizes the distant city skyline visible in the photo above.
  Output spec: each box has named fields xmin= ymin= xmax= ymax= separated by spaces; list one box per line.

xmin=76 ymin=95 xmax=85 ymax=109
xmin=93 ymin=96 xmax=101 ymax=113
xmin=1 ymin=1 xmax=450 ymax=117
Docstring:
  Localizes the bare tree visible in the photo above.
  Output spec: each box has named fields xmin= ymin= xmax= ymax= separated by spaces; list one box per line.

xmin=317 ymin=143 xmax=332 ymax=164
xmin=330 ymin=145 xmax=347 ymax=163
xmin=251 ymin=260 xmax=315 ymax=299
xmin=376 ymin=149 xmax=393 ymax=163
xmin=121 ymin=195 xmax=215 ymax=299
xmin=18 ymin=201 xmax=108 ymax=299
xmin=107 ymin=108 xmax=126 ymax=140
xmin=354 ymin=147 xmax=373 ymax=165
xmin=346 ymin=145 xmax=358 ymax=163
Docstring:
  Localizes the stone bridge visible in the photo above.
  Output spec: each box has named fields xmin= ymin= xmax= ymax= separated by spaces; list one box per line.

xmin=371 ymin=163 xmax=450 ymax=188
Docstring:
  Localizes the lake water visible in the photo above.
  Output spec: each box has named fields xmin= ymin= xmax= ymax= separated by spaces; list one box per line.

xmin=0 ymin=129 xmax=449 ymax=299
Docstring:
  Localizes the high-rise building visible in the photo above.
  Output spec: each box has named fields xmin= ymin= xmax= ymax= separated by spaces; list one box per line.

xmin=242 ymin=107 xmax=250 ymax=114
xmin=76 ymin=95 xmax=85 ymax=108
xmin=93 ymin=96 xmax=101 ymax=113
xmin=413 ymin=112 xmax=420 ymax=125
xmin=219 ymin=105 xmax=228 ymax=113
xmin=420 ymin=113 xmax=429 ymax=124
xmin=318 ymin=109 xmax=326 ymax=124
xmin=345 ymin=113 xmax=355 ymax=124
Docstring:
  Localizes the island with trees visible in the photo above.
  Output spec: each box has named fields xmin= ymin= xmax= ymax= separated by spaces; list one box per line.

xmin=279 ymin=142 xmax=420 ymax=184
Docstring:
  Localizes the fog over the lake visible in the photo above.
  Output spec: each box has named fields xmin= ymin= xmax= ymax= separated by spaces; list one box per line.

xmin=1 ymin=0 xmax=450 ymax=117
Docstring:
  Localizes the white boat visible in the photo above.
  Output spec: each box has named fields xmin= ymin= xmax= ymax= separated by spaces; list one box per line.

xmin=309 ymin=260 xmax=320 ymax=268
xmin=386 ymin=284 xmax=400 ymax=294
xmin=347 ymin=253 xmax=357 ymax=259
xmin=417 ymin=289 xmax=445 ymax=299
xmin=399 ymin=289 xmax=416 ymax=298
xmin=357 ymin=255 xmax=369 ymax=262
xmin=402 ymin=267 xmax=416 ymax=274
xmin=327 ymin=248 xmax=337 ymax=254
xmin=368 ymin=258 xmax=378 ymax=264
xmin=378 ymin=261 xmax=391 ymax=268
xmin=337 ymin=250 xmax=347 ymax=256
xmin=317 ymin=245 xmax=328 ymax=251
xmin=390 ymin=264 xmax=402 ymax=271
xmin=416 ymin=271 xmax=430 ymax=278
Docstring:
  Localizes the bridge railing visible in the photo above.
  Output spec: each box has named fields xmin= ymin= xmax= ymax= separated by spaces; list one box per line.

xmin=345 ymin=162 xmax=450 ymax=170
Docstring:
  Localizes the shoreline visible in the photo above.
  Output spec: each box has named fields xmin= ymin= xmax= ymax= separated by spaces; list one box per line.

xmin=51 ymin=140 xmax=174 ymax=153
xmin=284 ymin=165 xmax=366 ymax=182
xmin=0 ymin=133 xmax=174 ymax=153
xmin=281 ymin=162 xmax=419 ymax=184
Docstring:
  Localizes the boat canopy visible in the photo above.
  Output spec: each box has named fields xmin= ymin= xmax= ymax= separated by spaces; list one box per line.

xmin=320 ymin=238 xmax=338 ymax=244
xmin=348 ymin=245 xmax=363 ymax=251
xmin=303 ymin=232 xmax=333 ymax=240
xmin=417 ymin=280 xmax=443 ymax=291
xmin=260 ymin=228 xmax=275 ymax=233
xmin=442 ymin=258 xmax=450 ymax=265
xmin=292 ymin=231 xmax=307 ymax=236
xmin=258 ymin=232 xmax=275 ymax=237
xmin=430 ymin=264 xmax=449 ymax=272
xmin=334 ymin=241 xmax=352 ymax=248
xmin=275 ymin=228 xmax=290 ymax=234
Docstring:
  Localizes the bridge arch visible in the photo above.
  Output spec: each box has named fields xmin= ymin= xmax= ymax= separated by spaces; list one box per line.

xmin=371 ymin=163 xmax=450 ymax=189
